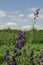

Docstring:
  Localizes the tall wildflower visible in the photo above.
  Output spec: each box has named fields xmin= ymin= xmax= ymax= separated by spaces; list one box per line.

xmin=15 ymin=30 xmax=25 ymax=49
xmin=30 ymin=49 xmax=35 ymax=65
xmin=4 ymin=30 xmax=26 ymax=65
xmin=4 ymin=50 xmax=10 ymax=65
xmin=33 ymin=8 xmax=40 ymax=29
xmin=38 ymin=52 xmax=43 ymax=65
xmin=34 ymin=8 xmax=40 ymax=20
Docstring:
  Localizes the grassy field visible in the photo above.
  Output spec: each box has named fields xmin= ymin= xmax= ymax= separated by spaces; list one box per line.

xmin=0 ymin=29 xmax=43 ymax=65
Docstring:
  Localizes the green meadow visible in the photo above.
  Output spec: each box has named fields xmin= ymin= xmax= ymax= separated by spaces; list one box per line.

xmin=0 ymin=29 xmax=43 ymax=65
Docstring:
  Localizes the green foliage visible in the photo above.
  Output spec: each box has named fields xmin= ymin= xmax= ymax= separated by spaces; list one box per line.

xmin=0 ymin=29 xmax=43 ymax=65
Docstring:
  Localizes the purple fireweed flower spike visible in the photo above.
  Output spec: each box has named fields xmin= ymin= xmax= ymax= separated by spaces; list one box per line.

xmin=18 ymin=30 xmax=22 ymax=35
xmin=12 ymin=61 xmax=17 ymax=65
xmin=12 ymin=56 xmax=16 ymax=62
xmin=30 ymin=50 xmax=34 ymax=64
xmin=34 ymin=8 xmax=40 ymax=20
xmin=39 ymin=53 xmax=43 ymax=59
xmin=13 ymin=62 xmax=17 ymax=65
xmin=38 ymin=60 xmax=41 ymax=65
xmin=36 ymin=8 xmax=40 ymax=12
xmin=19 ymin=44 xmax=22 ymax=49
xmin=18 ymin=52 xmax=22 ymax=56
xmin=30 ymin=50 xmax=34 ymax=57
xmin=20 ymin=34 xmax=24 ymax=37
xmin=41 ymin=59 xmax=43 ymax=62
xmin=4 ymin=55 xmax=9 ymax=62
xmin=4 ymin=50 xmax=10 ymax=62
xmin=6 ymin=50 xmax=9 ymax=56
xmin=20 ymin=40 xmax=24 ymax=46
xmin=16 ymin=52 xmax=22 ymax=56
xmin=15 ymin=43 xmax=19 ymax=48
xmin=16 ymin=37 xmax=19 ymax=41
xmin=19 ymin=35 xmax=24 ymax=40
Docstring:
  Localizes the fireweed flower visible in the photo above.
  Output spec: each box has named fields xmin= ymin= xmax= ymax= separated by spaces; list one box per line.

xmin=4 ymin=30 xmax=25 ymax=65
xmin=18 ymin=30 xmax=25 ymax=38
xmin=34 ymin=8 xmax=40 ymax=20
xmin=4 ymin=50 xmax=9 ymax=60
xmin=30 ymin=50 xmax=34 ymax=57
xmin=39 ymin=53 xmax=43 ymax=59
xmin=12 ymin=56 xmax=16 ymax=62
xmin=12 ymin=61 xmax=17 ymax=65
xmin=30 ymin=50 xmax=35 ymax=65
xmin=18 ymin=33 xmax=24 ymax=40
xmin=38 ymin=60 xmax=41 ymax=65
xmin=19 ymin=33 xmax=24 ymax=38
xmin=6 ymin=50 xmax=9 ymax=56
xmin=16 ymin=52 xmax=22 ymax=56
xmin=15 ymin=43 xmax=19 ymax=48
xmin=41 ymin=59 xmax=43 ymax=63
xmin=19 ymin=44 xmax=22 ymax=49
xmin=16 ymin=37 xmax=19 ymax=41
xmin=18 ymin=30 xmax=21 ymax=35
xmin=20 ymin=40 xmax=24 ymax=46
xmin=17 ymin=52 xmax=22 ymax=56
xmin=19 ymin=36 xmax=23 ymax=40
xmin=4 ymin=50 xmax=10 ymax=65
xmin=15 ymin=30 xmax=25 ymax=50
xmin=38 ymin=52 xmax=43 ymax=65
xmin=4 ymin=55 xmax=9 ymax=62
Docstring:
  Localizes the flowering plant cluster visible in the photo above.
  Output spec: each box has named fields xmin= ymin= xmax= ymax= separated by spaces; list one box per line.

xmin=34 ymin=8 xmax=40 ymax=20
xmin=4 ymin=30 xmax=26 ymax=65
xmin=15 ymin=30 xmax=25 ymax=49
xmin=4 ymin=30 xmax=43 ymax=65
xmin=38 ymin=53 xmax=43 ymax=65
xmin=30 ymin=49 xmax=35 ymax=65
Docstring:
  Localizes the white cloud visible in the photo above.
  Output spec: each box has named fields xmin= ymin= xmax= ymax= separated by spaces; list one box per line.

xmin=21 ymin=25 xmax=43 ymax=31
xmin=8 ymin=13 xmax=24 ymax=21
xmin=26 ymin=7 xmax=41 ymax=12
xmin=26 ymin=7 xmax=38 ymax=11
xmin=9 ymin=15 xmax=17 ymax=21
xmin=0 ymin=10 xmax=7 ymax=17
xmin=38 ymin=14 xmax=43 ymax=19
xmin=28 ymin=13 xmax=43 ymax=19
xmin=21 ymin=25 xmax=32 ymax=31
xmin=28 ymin=13 xmax=34 ymax=18
xmin=8 ymin=15 xmax=13 ymax=18
xmin=13 ymin=11 xmax=20 ymax=14
xmin=0 ymin=22 xmax=17 ymax=29
xmin=6 ymin=22 xmax=17 ymax=26
xmin=30 ymin=7 xmax=43 ymax=13
xmin=34 ymin=25 xmax=43 ymax=30
xmin=9 ymin=11 xmax=20 ymax=14
xmin=40 ymin=9 xmax=43 ymax=12
xmin=18 ymin=14 xmax=24 ymax=17
xmin=30 ymin=7 xmax=38 ymax=11
xmin=8 ymin=15 xmax=18 ymax=21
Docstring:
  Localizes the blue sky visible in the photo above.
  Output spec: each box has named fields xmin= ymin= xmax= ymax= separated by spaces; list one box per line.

xmin=0 ymin=0 xmax=43 ymax=30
